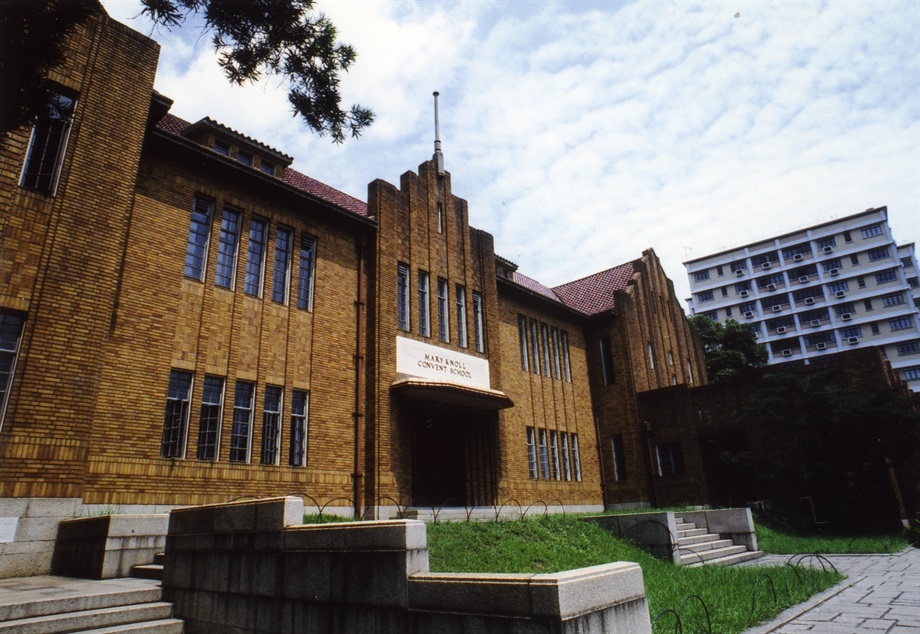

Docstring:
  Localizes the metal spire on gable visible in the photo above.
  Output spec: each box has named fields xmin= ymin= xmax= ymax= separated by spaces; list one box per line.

xmin=433 ymin=91 xmax=444 ymax=176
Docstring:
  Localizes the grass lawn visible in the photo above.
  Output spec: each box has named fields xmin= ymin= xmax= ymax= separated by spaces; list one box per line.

xmin=427 ymin=514 xmax=842 ymax=634
xmin=754 ymin=519 xmax=908 ymax=555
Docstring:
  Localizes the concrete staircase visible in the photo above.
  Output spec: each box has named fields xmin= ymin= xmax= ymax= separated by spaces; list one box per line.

xmin=0 ymin=576 xmax=182 ymax=634
xmin=675 ymin=516 xmax=763 ymax=567
xmin=130 ymin=552 xmax=165 ymax=581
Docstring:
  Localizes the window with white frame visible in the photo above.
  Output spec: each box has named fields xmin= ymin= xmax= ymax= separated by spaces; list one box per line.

xmin=693 ymin=270 xmax=710 ymax=282
xmin=541 ymin=324 xmax=551 ymax=377
xmin=397 ymin=263 xmax=410 ymax=331
xmin=816 ymin=236 xmax=837 ymax=249
xmin=184 ymin=196 xmax=213 ymax=280
xmin=518 ymin=315 xmax=529 ymax=371
xmin=437 ymin=278 xmax=450 ymax=342
xmin=529 ymin=319 xmax=540 ymax=375
xmin=260 ymin=386 xmax=283 ymax=464
xmin=611 ymin=433 xmax=626 ymax=481
xmin=561 ymin=331 xmax=572 ymax=382
xmin=0 ymin=312 xmax=24 ymax=429
xmin=889 ymin=317 xmax=913 ymax=332
xmin=571 ymin=433 xmax=582 ymax=481
xmin=229 ymin=381 xmax=254 ymax=462
xmin=896 ymin=341 xmax=920 ymax=356
xmin=697 ymin=290 xmax=714 ymax=302
xmin=271 ymin=227 xmax=292 ymax=303
xmin=551 ymin=327 xmax=562 ymax=379
xmin=472 ymin=292 xmax=485 ymax=353
xmin=903 ymin=366 xmax=920 ymax=381
xmin=296 ymin=236 xmax=316 ymax=310
xmin=881 ymin=292 xmax=905 ymax=307
xmin=244 ymin=218 xmax=267 ymax=295
xmin=456 ymin=285 xmax=468 ymax=348
xmin=647 ymin=342 xmax=655 ymax=369
xmin=834 ymin=302 xmax=855 ymax=317
xmin=538 ymin=429 xmax=550 ymax=479
xmin=161 ymin=370 xmax=193 ymax=458
xmin=418 ymin=271 xmax=431 ymax=337
xmin=214 ymin=207 xmax=241 ymax=288
xmin=599 ymin=337 xmax=614 ymax=385
xmin=561 ymin=433 xmax=571 ymax=480
xmin=21 ymin=88 xmax=76 ymax=194
xmin=868 ymin=247 xmax=890 ymax=262
xmin=550 ymin=430 xmax=561 ymax=480
xmin=526 ymin=427 xmax=537 ymax=479
xmin=822 ymin=258 xmax=842 ymax=272
xmin=827 ymin=280 xmax=849 ymax=294
xmin=289 ymin=390 xmax=309 ymax=467
xmin=655 ymin=442 xmax=684 ymax=477
xmin=196 ymin=376 xmax=224 ymax=460
xmin=840 ymin=326 xmax=862 ymax=339
xmin=861 ymin=225 xmax=883 ymax=238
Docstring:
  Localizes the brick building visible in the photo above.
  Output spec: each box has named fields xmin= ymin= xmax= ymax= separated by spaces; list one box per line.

xmin=0 ymin=6 xmax=706 ymax=576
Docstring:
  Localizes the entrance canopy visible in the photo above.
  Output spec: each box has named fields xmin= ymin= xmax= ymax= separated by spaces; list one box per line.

xmin=390 ymin=378 xmax=513 ymax=410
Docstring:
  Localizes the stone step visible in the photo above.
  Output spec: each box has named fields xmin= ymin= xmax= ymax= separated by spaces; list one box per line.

xmin=153 ymin=553 xmax=165 ymax=566
xmin=73 ymin=618 xmax=185 ymax=633
xmin=676 ymin=527 xmax=708 ymax=538
xmin=687 ymin=550 xmax=765 ymax=568
xmin=677 ymin=538 xmax=734 ymax=553
xmin=0 ymin=579 xmax=163 ymax=622
xmin=676 ymin=532 xmax=721 ymax=547
xmin=131 ymin=564 xmax=165 ymax=581
xmin=678 ymin=544 xmax=748 ymax=565
xmin=0 ymin=602 xmax=174 ymax=634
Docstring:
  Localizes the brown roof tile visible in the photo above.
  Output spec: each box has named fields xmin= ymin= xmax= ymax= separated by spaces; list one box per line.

xmin=552 ymin=262 xmax=636 ymax=315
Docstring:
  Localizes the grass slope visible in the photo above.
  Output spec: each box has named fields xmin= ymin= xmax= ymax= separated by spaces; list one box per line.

xmin=754 ymin=521 xmax=908 ymax=555
xmin=427 ymin=514 xmax=842 ymax=634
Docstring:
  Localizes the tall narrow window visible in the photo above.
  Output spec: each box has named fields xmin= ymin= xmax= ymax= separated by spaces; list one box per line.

xmin=526 ymin=427 xmax=537 ymax=479
xmin=436 ymin=202 xmax=443 ymax=234
xmin=456 ymin=285 xmax=468 ymax=348
xmin=571 ymin=433 xmax=582 ymax=481
xmin=397 ymin=263 xmax=410 ymax=331
xmin=518 ymin=315 xmax=529 ymax=371
xmin=260 ymin=386 xmax=283 ymax=465
xmin=214 ymin=207 xmax=241 ymax=288
xmin=184 ymin=197 xmax=213 ymax=280
xmin=472 ymin=292 xmax=485 ymax=353
xmin=647 ymin=342 xmax=655 ymax=369
xmin=437 ymin=278 xmax=450 ymax=342
xmin=244 ymin=218 xmax=267 ymax=295
xmin=541 ymin=324 xmax=551 ymax=377
xmin=196 ymin=376 xmax=224 ymax=460
xmin=561 ymin=433 xmax=571 ymax=481
xmin=656 ymin=443 xmax=684 ymax=477
xmin=21 ymin=89 xmax=75 ymax=193
xmin=538 ymin=429 xmax=550 ymax=479
xmin=529 ymin=319 xmax=540 ymax=375
xmin=418 ymin=271 xmax=430 ymax=337
xmin=611 ymin=434 xmax=627 ymax=481
xmin=161 ymin=370 xmax=192 ymax=458
xmin=289 ymin=390 xmax=309 ymax=467
xmin=561 ymin=331 xmax=572 ymax=382
xmin=229 ymin=381 xmax=254 ymax=462
xmin=687 ymin=360 xmax=694 ymax=384
xmin=599 ymin=337 xmax=614 ymax=385
xmin=297 ymin=236 xmax=317 ymax=310
xmin=551 ymin=327 xmax=561 ymax=379
xmin=271 ymin=227 xmax=292 ymax=303
xmin=0 ymin=312 xmax=25 ymax=428
xmin=550 ymin=430 xmax=561 ymax=480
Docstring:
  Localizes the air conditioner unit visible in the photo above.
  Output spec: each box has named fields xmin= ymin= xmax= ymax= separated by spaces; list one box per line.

xmin=835 ymin=290 xmax=846 ymax=298
xmin=816 ymin=342 xmax=828 ymax=350
xmin=771 ymin=305 xmax=782 ymax=313
xmin=777 ymin=326 xmax=788 ymax=334
xmin=829 ymin=268 xmax=840 ymax=276
xmin=848 ymin=336 xmax=859 ymax=344
xmin=823 ymin=246 xmax=834 ymax=254
xmin=781 ymin=349 xmax=793 ymax=357
xmin=762 ymin=262 xmax=771 ymax=270
xmin=810 ymin=319 xmax=821 ymax=327
xmin=798 ymin=276 xmax=809 ymax=283
xmin=841 ymin=313 xmax=852 ymax=321
xmin=735 ymin=269 xmax=745 ymax=276
xmin=804 ymin=297 xmax=816 ymax=305
xmin=767 ymin=283 xmax=777 ymax=291
xmin=740 ymin=290 xmax=750 ymax=298
xmin=793 ymin=254 xmax=804 ymax=262
xmin=744 ymin=311 xmax=755 ymax=319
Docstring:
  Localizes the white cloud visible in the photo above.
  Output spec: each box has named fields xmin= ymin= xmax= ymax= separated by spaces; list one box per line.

xmin=100 ymin=0 xmax=920 ymax=307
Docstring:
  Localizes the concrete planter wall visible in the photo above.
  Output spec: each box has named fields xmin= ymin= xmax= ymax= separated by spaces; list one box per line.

xmin=51 ymin=514 xmax=168 ymax=579
xmin=163 ymin=496 xmax=652 ymax=633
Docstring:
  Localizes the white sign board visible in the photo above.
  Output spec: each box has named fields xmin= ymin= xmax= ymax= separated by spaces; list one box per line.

xmin=396 ymin=337 xmax=491 ymax=390
xmin=0 ymin=517 xmax=18 ymax=543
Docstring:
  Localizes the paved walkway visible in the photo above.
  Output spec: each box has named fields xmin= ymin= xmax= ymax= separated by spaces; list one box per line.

xmin=742 ymin=547 xmax=920 ymax=633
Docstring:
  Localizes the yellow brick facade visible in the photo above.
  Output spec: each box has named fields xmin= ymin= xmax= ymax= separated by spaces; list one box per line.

xmin=0 ymin=8 xmax=708 ymax=523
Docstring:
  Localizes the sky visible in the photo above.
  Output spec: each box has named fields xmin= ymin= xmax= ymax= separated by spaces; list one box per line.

xmin=100 ymin=0 xmax=920 ymax=309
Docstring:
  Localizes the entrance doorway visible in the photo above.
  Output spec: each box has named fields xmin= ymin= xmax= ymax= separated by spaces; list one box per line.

xmin=409 ymin=408 xmax=497 ymax=507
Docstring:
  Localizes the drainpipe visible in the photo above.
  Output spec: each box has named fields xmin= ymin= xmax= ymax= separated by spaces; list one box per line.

xmin=353 ymin=236 xmax=368 ymax=518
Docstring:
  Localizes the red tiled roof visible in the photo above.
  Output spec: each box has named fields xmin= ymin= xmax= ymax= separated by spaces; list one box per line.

xmin=511 ymin=272 xmax=561 ymax=303
xmin=154 ymin=113 xmax=368 ymax=217
xmin=552 ymin=262 xmax=636 ymax=315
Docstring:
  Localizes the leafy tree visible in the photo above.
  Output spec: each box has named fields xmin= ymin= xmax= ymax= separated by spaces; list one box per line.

xmin=688 ymin=316 xmax=767 ymax=382
xmin=0 ymin=0 xmax=374 ymax=142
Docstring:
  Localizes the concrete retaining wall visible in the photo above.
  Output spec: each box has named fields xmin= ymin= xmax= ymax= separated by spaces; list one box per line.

xmin=51 ymin=513 xmax=168 ymax=579
xmin=163 ymin=496 xmax=652 ymax=633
